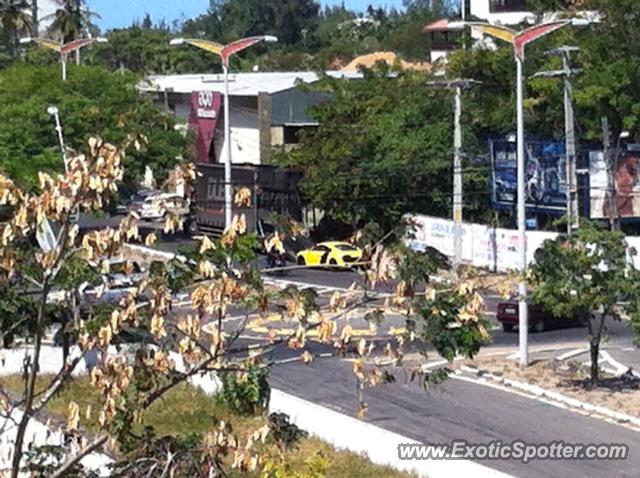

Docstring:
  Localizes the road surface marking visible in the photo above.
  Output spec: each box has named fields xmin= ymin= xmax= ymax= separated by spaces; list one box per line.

xmin=421 ymin=359 xmax=448 ymax=371
xmin=600 ymin=350 xmax=638 ymax=376
xmin=556 ymin=348 xmax=588 ymax=361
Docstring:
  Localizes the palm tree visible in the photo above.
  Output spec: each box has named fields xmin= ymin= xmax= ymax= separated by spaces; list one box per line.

xmin=44 ymin=0 xmax=97 ymax=43
xmin=30 ymin=0 xmax=36 ymax=35
xmin=0 ymin=0 xmax=32 ymax=57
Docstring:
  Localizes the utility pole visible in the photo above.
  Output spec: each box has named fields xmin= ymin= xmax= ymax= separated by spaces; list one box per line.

xmin=427 ymin=79 xmax=480 ymax=270
xmin=534 ymin=46 xmax=581 ymax=234
xmin=453 ymin=84 xmax=463 ymax=270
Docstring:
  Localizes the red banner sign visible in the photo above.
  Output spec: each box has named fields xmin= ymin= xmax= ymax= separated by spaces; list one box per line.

xmin=188 ymin=91 xmax=222 ymax=163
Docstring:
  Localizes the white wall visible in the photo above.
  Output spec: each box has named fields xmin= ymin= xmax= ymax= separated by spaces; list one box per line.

xmin=470 ymin=0 xmax=535 ymax=25
xmin=407 ymin=214 xmax=640 ymax=272
xmin=215 ymin=97 xmax=261 ymax=165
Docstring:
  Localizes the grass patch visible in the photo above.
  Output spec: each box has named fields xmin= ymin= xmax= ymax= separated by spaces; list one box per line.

xmin=1 ymin=374 xmax=415 ymax=478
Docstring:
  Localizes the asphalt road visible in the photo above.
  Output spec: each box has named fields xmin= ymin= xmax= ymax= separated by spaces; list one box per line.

xmin=260 ymin=267 xmax=640 ymax=478
xmin=149 ymin=234 xmax=640 ymax=477
xmin=271 ymin=357 xmax=640 ymax=478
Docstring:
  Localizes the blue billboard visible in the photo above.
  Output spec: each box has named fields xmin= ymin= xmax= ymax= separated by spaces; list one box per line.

xmin=491 ymin=140 xmax=567 ymax=214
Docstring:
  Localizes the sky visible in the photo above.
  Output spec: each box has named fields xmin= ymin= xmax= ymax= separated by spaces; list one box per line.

xmin=87 ymin=0 xmax=405 ymax=31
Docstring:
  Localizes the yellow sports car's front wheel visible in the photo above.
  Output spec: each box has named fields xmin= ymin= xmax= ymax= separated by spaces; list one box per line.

xmin=297 ymin=256 xmax=306 ymax=266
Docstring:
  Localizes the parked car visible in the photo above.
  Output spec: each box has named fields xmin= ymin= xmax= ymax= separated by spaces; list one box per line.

xmin=137 ymin=193 xmax=190 ymax=221
xmin=296 ymin=241 xmax=363 ymax=269
xmin=79 ymin=259 xmax=147 ymax=307
xmin=54 ymin=325 xmax=156 ymax=348
xmin=122 ymin=189 xmax=160 ymax=215
xmin=496 ymin=301 xmax=584 ymax=333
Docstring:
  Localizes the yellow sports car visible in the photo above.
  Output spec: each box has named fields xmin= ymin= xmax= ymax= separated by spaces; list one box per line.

xmin=296 ymin=241 xmax=363 ymax=268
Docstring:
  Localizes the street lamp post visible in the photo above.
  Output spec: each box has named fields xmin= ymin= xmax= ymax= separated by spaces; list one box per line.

xmin=19 ymin=37 xmax=108 ymax=81
xmin=47 ymin=106 xmax=67 ymax=172
xmin=451 ymin=19 xmax=589 ymax=366
xmin=170 ymin=36 xmax=278 ymax=229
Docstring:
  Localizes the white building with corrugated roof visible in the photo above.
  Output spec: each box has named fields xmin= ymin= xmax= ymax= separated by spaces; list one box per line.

xmin=140 ymin=71 xmax=362 ymax=165
xmin=424 ymin=0 xmax=599 ymax=63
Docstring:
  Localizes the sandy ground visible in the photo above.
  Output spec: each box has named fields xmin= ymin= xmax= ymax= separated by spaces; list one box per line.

xmin=466 ymin=356 xmax=640 ymax=419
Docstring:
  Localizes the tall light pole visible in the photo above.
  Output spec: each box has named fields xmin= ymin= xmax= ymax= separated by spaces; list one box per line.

xmin=170 ymin=36 xmax=278 ymax=229
xmin=47 ymin=106 xmax=67 ymax=172
xmin=427 ymin=79 xmax=480 ymax=270
xmin=19 ymin=37 xmax=108 ymax=81
xmin=533 ymin=46 xmax=581 ymax=235
xmin=452 ymin=19 xmax=589 ymax=367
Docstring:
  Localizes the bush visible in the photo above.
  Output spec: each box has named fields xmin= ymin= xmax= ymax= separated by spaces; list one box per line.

xmin=217 ymin=363 xmax=270 ymax=415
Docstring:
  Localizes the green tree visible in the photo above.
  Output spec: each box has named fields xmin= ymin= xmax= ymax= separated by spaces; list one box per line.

xmin=279 ymin=68 xmax=489 ymax=233
xmin=529 ymin=220 xmax=640 ymax=384
xmin=0 ymin=64 xmax=189 ymax=193
xmin=2 ymin=135 xmax=489 ymax=476
xmin=43 ymin=0 xmax=97 ymax=43
xmin=571 ymin=0 xmax=640 ymax=141
xmin=184 ymin=0 xmax=320 ymax=46
xmin=0 ymin=0 xmax=32 ymax=57
xmin=87 ymin=26 xmax=211 ymax=74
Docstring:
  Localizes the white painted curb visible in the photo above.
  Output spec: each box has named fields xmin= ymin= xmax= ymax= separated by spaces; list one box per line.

xmin=269 ymin=389 xmax=514 ymax=478
xmin=1 ymin=346 xmax=517 ymax=478
xmin=556 ymin=348 xmax=588 ymax=361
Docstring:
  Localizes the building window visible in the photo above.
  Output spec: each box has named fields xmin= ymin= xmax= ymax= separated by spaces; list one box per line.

xmin=430 ymin=31 xmax=462 ymax=51
xmin=283 ymin=126 xmax=309 ymax=145
xmin=489 ymin=0 xmax=529 ymax=12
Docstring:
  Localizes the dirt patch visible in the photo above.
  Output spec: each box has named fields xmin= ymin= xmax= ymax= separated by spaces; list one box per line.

xmin=466 ymin=357 xmax=640 ymax=419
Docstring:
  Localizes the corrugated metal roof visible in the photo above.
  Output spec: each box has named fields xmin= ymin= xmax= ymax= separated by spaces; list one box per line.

xmin=139 ymin=71 xmax=363 ymax=96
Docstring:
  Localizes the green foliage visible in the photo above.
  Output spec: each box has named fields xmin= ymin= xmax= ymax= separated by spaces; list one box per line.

xmin=268 ymin=412 xmax=308 ymax=454
xmin=0 ymin=280 xmax=36 ymax=348
xmin=529 ymin=220 xmax=640 ymax=383
xmin=393 ymin=245 xmax=490 ymax=362
xmin=573 ymin=0 xmax=640 ymax=140
xmin=0 ymin=0 xmax=32 ymax=58
xmin=393 ymin=246 xmax=490 ymax=363
xmin=45 ymin=0 xmax=96 ymax=43
xmin=530 ymin=221 xmax=635 ymax=319
xmin=280 ymin=69 xmax=444 ymax=231
xmin=218 ymin=362 xmax=271 ymax=415
xmin=55 ymin=254 xmax=101 ymax=291
xmin=279 ymin=68 xmax=491 ymax=232
xmin=86 ymin=27 xmax=211 ymax=74
xmin=24 ymin=445 xmax=98 ymax=478
xmin=407 ymin=288 xmax=490 ymax=361
xmin=0 ymin=64 xmax=189 ymax=193
xmin=261 ymin=452 xmax=330 ymax=478
xmin=395 ymin=245 xmax=450 ymax=286
xmin=186 ymin=0 xmax=320 ymax=46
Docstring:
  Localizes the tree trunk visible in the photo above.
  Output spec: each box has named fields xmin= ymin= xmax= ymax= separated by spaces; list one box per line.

xmin=32 ymin=0 xmax=38 ymax=37
xmin=62 ymin=316 xmax=70 ymax=364
xmin=588 ymin=312 xmax=607 ymax=386
xmin=589 ymin=337 xmax=599 ymax=385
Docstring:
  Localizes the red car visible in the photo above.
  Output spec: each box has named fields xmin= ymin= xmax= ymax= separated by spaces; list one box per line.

xmin=496 ymin=302 xmax=584 ymax=333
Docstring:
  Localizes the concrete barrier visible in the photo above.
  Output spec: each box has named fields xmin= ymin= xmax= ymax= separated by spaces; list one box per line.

xmin=1 ymin=345 xmax=513 ymax=478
